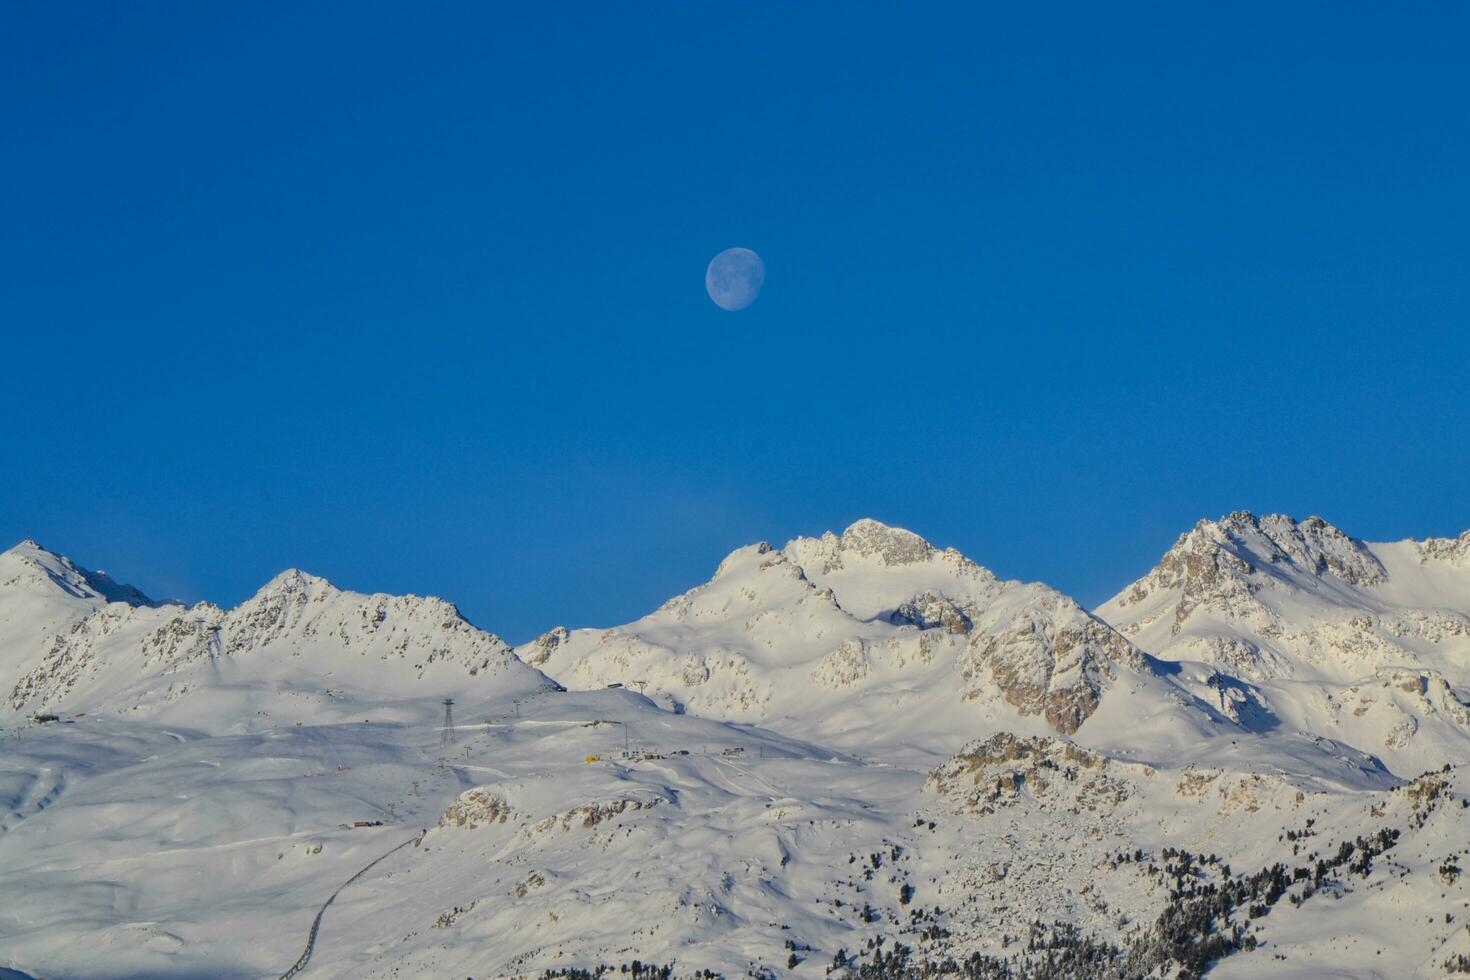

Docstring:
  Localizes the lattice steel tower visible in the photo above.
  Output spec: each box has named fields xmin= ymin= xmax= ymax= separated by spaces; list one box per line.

xmin=440 ymin=699 xmax=455 ymax=748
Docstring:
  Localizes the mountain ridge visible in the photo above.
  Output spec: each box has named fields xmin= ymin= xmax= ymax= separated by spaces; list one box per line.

xmin=1 ymin=540 xmax=550 ymax=728
xmin=4 ymin=513 xmax=1466 ymax=770
xmin=3 ymin=518 xmax=1469 ymax=977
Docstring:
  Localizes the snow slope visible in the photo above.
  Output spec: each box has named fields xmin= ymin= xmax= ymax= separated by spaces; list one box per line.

xmin=2 ymin=684 xmax=1459 ymax=979
xmin=1 ymin=523 xmax=1468 ymax=979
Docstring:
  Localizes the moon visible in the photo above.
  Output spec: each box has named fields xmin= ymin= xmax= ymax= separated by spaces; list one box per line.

xmin=705 ymin=247 xmax=765 ymax=311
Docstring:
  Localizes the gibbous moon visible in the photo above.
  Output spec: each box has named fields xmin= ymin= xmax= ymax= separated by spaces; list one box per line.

xmin=705 ymin=247 xmax=765 ymax=311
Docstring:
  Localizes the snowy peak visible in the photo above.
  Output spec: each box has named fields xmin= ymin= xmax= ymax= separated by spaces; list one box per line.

xmin=1104 ymin=512 xmax=1468 ymax=638
xmin=1115 ymin=512 xmax=1385 ymax=617
xmin=1104 ymin=512 xmax=1396 ymax=653
xmin=782 ymin=518 xmax=988 ymax=582
xmin=782 ymin=519 xmax=1000 ymax=620
xmin=709 ymin=540 xmax=805 ymax=588
xmin=777 ymin=520 xmax=1143 ymax=736
xmin=228 ymin=565 xmax=501 ymax=664
xmin=524 ymin=520 xmax=1157 ymax=741
xmin=6 ymin=554 xmax=549 ymax=721
xmin=0 ymin=540 xmax=167 ymax=695
xmin=1097 ymin=513 xmax=1470 ymax=773
xmin=778 ymin=518 xmax=940 ymax=580
xmin=252 ymin=566 xmax=332 ymax=598
xmin=0 ymin=539 xmax=158 ymax=608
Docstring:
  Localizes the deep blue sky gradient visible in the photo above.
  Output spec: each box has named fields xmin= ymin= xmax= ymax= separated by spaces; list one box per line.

xmin=3 ymin=4 xmax=1467 ymax=640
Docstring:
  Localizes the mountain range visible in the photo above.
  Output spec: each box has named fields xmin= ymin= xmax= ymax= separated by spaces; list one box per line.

xmin=1 ymin=514 xmax=1467 ymax=979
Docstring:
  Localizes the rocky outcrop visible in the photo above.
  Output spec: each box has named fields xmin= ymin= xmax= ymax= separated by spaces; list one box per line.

xmin=833 ymin=518 xmax=936 ymax=567
xmin=441 ymin=789 xmax=515 ymax=830
xmin=1415 ymin=530 xmax=1470 ymax=566
xmin=924 ymin=732 xmax=1133 ymax=815
xmin=892 ymin=593 xmax=973 ymax=634
xmin=524 ymin=626 xmax=570 ymax=666
xmin=531 ymin=796 xmax=663 ymax=833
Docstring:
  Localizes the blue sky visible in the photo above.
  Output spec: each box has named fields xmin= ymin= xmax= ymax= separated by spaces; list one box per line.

xmin=3 ymin=4 xmax=1467 ymax=641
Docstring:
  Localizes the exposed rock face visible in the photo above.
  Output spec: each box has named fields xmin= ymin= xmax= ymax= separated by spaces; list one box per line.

xmin=1171 ymin=767 xmax=1288 ymax=814
xmin=1330 ymin=669 xmax=1470 ymax=749
xmin=794 ymin=522 xmax=1150 ymax=734
xmin=0 ymin=540 xmax=173 ymax=690
xmin=833 ymin=518 xmax=936 ymax=567
xmin=439 ymin=783 xmax=667 ymax=837
xmin=931 ymin=731 xmax=1107 ymax=778
xmin=1415 ymin=530 xmax=1470 ymax=565
xmin=8 ymin=603 xmax=188 ymax=709
xmin=961 ymin=592 xmax=1147 ymax=734
xmin=892 ymin=593 xmax=973 ymax=634
xmin=782 ymin=520 xmax=1000 ymax=590
xmin=531 ymin=796 xmax=663 ymax=833
xmin=512 ymin=871 xmax=545 ymax=899
xmin=524 ymin=626 xmax=570 ymax=666
xmin=924 ymin=732 xmax=1131 ymax=815
xmin=809 ymin=638 xmax=870 ymax=688
xmin=441 ymin=789 xmax=515 ymax=830
xmin=1102 ymin=512 xmax=1470 ymax=680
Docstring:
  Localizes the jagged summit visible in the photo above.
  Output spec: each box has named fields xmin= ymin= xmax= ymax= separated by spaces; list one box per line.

xmin=1104 ymin=511 xmax=1465 ymax=632
xmin=255 ymin=566 xmax=327 ymax=592
xmin=245 ymin=567 xmax=342 ymax=608
xmin=1137 ymin=512 xmax=1386 ymax=601
xmin=1106 ymin=512 xmax=1390 ymax=639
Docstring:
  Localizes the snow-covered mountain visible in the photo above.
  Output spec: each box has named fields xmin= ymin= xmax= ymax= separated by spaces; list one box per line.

xmin=3 ymin=519 xmax=1469 ymax=979
xmin=0 ymin=539 xmax=161 ymax=685
xmin=519 ymin=520 xmax=1209 ymax=758
xmin=1098 ymin=512 xmax=1470 ymax=773
xmin=1 ymin=542 xmax=550 ymax=730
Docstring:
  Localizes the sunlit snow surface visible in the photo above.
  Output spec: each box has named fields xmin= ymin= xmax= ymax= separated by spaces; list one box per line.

xmin=2 ymin=517 xmax=1468 ymax=978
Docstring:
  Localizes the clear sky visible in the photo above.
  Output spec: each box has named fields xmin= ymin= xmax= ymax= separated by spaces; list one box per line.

xmin=3 ymin=4 xmax=1467 ymax=641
